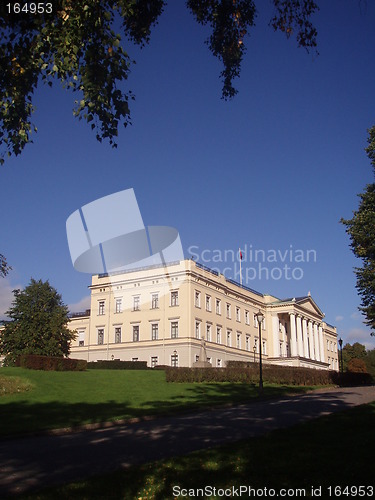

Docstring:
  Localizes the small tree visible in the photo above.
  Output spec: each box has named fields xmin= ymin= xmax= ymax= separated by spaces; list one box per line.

xmin=0 ymin=278 xmax=76 ymax=365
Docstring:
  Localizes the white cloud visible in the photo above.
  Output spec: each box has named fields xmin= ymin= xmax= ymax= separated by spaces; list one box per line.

xmin=335 ymin=315 xmax=344 ymax=322
xmin=0 ymin=278 xmax=23 ymax=320
xmin=350 ymin=311 xmax=361 ymax=320
xmin=68 ymin=295 xmax=91 ymax=314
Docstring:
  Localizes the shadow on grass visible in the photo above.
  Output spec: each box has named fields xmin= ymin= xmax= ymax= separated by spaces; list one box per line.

xmin=1 ymin=386 xmax=374 ymax=498
xmin=16 ymin=401 xmax=375 ymax=499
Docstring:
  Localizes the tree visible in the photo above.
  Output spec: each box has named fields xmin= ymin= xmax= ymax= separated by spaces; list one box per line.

xmin=341 ymin=126 xmax=375 ymax=333
xmin=0 ymin=278 xmax=76 ymax=365
xmin=342 ymin=342 xmax=366 ymax=371
xmin=0 ymin=253 xmax=11 ymax=278
xmin=0 ymin=0 xmax=319 ymax=164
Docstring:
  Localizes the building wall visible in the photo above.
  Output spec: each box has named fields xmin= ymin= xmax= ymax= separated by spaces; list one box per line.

xmin=68 ymin=260 xmax=339 ymax=370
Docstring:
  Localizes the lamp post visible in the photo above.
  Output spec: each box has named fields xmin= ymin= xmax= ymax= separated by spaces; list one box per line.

xmin=338 ymin=338 xmax=343 ymax=373
xmin=255 ymin=310 xmax=264 ymax=395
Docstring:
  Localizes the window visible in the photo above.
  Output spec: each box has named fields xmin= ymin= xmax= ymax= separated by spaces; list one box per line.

xmin=253 ymin=314 xmax=258 ymax=328
xmin=195 ymin=354 xmax=200 ymax=362
xmin=206 ymin=323 xmax=211 ymax=342
xmin=216 ymin=327 xmax=221 ymax=344
xmin=236 ymin=307 xmax=240 ymax=322
xmin=171 ymin=353 xmax=178 ymax=367
xmin=263 ymin=340 xmax=266 ymax=355
xmin=245 ymin=335 xmax=250 ymax=351
xmin=195 ymin=321 xmax=201 ymax=339
xmin=78 ymin=330 xmax=85 ymax=347
xmin=171 ymin=291 xmax=179 ymax=306
xmin=226 ymin=303 xmax=231 ymax=319
xmin=217 ymin=358 xmax=222 ymax=368
xmin=216 ymin=299 xmax=221 ymax=315
xmin=151 ymin=323 xmax=158 ymax=341
xmin=98 ymin=301 xmax=105 ymax=315
xmin=206 ymin=295 xmax=211 ymax=311
xmin=245 ymin=311 xmax=249 ymax=325
xmin=254 ymin=337 xmax=258 ymax=353
xmin=279 ymin=342 xmax=283 ymax=356
xmin=97 ymin=328 xmax=104 ymax=345
xmin=115 ymin=327 xmax=121 ymax=343
xmin=151 ymin=294 xmax=159 ymax=309
xmin=171 ymin=321 xmax=178 ymax=339
xmin=237 ymin=333 xmax=241 ymax=349
xmin=195 ymin=291 xmax=201 ymax=307
xmin=133 ymin=325 xmax=139 ymax=342
xmin=151 ymin=356 xmax=158 ymax=368
xmin=132 ymin=357 xmax=139 ymax=362
xmin=133 ymin=296 xmax=140 ymax=311
xmin=115 ymin=298 xmax=122 ymax=314
xmin=227 ymin=330 xmax=231 ymax=346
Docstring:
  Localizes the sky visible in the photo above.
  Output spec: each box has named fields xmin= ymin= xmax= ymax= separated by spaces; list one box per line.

xmin=1 ymin=0 xmax=375 ymax=349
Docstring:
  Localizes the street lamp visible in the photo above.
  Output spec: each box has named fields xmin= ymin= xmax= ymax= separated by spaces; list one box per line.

xmin=338 ymin=337 xmax=343 ymax=374
xmin=255 ymin=310 xmax=264 ymax=395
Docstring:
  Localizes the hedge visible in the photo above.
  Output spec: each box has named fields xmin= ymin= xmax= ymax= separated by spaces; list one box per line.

xmin=16 ymin=354 xmax=87 ymax=371
xmin=87 ymin=360 xmax=148 ymax=370
xmin=166 ymin=362 xmax=374 ymax=386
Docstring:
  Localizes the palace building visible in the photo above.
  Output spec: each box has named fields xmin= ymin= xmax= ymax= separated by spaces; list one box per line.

xmin=68 ymin=259 xmax=339 ymax=370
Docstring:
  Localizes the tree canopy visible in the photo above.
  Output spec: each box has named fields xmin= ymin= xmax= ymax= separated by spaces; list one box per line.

xmin=0 ymin=0 xmax=319 ymax=164
xmin=0 ymin=278 xmax=76 ymax=365
xmin=0 ymin=253 xmax=11 ymax=278
xmin=341 ymin=126 xmax=375 ymax=333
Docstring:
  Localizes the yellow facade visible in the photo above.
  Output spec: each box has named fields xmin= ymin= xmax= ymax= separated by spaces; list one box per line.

xmin=68 ymin=259 xmax=339 ymax=370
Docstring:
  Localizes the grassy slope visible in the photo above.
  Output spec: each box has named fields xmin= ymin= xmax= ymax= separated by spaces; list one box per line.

xmin=0 ymin=367 xmax=318 ymax=436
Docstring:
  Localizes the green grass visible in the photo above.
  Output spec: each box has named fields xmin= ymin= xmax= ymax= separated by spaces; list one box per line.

xmin=0 ymin=374 xmax=34 ymax=396
xmin=0 ymin=367 xmax=321 ymax=436
xmin=20 ymin=402 xmax=375 ymax=499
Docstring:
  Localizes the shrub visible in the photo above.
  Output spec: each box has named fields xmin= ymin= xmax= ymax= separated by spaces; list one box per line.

xmin=16 ymin=354 xmax=87 ymax=371
xmin=347 ymin=358 xmax=368 ymax=373
xmin=87 ymin=360 xmax=148 ymax=370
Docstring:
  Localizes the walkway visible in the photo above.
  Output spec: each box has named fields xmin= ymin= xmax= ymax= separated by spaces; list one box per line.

xmin=0 ymin=386 xmax=374 ymax=497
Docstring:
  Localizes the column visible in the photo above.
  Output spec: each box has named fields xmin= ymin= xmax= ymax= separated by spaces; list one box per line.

xmin=313 ymin=322 xmax=320 ymax=362
xmin=289 ymin=312 xmax=297 ymax=357
xmin=318 ymin=324 xmax=325 ymax=363
xmin=302 ymin=318 xmax=309 ymax=358
xmin=272 ymin=314 xmax=280 ymax=358
xmin=308 ymin=320 xmax=314 ymax=360
xmin=296 ymin=314 xmax=304 ymax=357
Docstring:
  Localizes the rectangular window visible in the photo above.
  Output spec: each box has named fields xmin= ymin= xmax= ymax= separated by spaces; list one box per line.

xmin=195 ymin=291 xmax=201 ymax=307
xmin=171 ymin=321 xmax=179 ymax=339
xmin=236 ymin=333 xmax=241 ymax=349
xmin=133 ymin=296 xmax=140 ymax=311
xmin=245 ymin=335 xmax=250 ymax=351
xmin=206 ymin=324 xmax=211 ymax=342
xmin=133 ymin=325 xmax=139 ymax=342
xmin=236 ymin=307 xmax=240 ymax=322
xmin=217 ymin=358 xmax=222 ymax=368
xmin=171 ymin=291 xmax=179 ymax=307
xmin=132 ymin=357 xmax=139 ymax=362
xmin=151 ymin=323 xmax=158 ymax=341
xmin=97 ymin=328 xmax=104 ymax=345
xmin=78 ymin=330 xmax=85 ymax=347
xmin=98 ymin=301 xmax=105 ymax=316
xmin=206 ymin=295 xmax=211 ymax=312
xmin=151 ymin=356 xmax=158 ymax=368
xmin=227 ymin=330 xmax=231 ymax=347
xmin=151 ymin=293 xmax=159 ymax=309
xmin=216 ymin=299 xmax=221 ymax=315
xmin=226 ymin=303 xmax=231 ymax=319
xmin=171 ymin=353 xmax=179 ymax=367
xmin=263 ymin=340 xmax=266 ymax=355
xmin=115 ymin=327 xmax=121 ymax=343
xmin=115 ymin=298 xmax=122 ymax=313
xmin=245 ymin=311 xmax=249 ymax=325
xmin=195 ymin=321 xmax=201 ymax=339
xmin=216 ymin=327 xmax=221 ymax=344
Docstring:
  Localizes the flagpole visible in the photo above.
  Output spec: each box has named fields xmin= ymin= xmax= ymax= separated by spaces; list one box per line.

xmin=239 ymin=247 xmax=242 ymax=285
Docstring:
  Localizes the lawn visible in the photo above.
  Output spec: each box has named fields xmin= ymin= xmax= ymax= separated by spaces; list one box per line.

xmin=19 ymin=401 xmax=375 ymax=499
xmin=0 ymin=367 xmax=321 ymax=436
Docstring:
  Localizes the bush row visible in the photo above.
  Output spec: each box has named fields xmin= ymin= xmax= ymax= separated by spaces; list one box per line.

xmin=16 ymin=354 xmax=87 ymax=371
xmin=166 ymin=362 xmax=374 ymax=386
xmin=87 ymin=360 xmax=148 ymax=370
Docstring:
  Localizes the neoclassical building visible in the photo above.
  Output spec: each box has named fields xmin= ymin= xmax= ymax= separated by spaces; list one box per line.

xmin=68 ymin=259 xmax=339 ymax=370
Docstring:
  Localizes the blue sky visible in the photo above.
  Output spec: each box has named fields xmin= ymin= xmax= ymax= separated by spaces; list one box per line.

xmin=1 ymin=1 xmax=375 ymax=348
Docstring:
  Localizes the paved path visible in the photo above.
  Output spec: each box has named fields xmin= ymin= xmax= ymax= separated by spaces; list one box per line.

xmin=0 ymin=386 xmax=374 ymax=497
